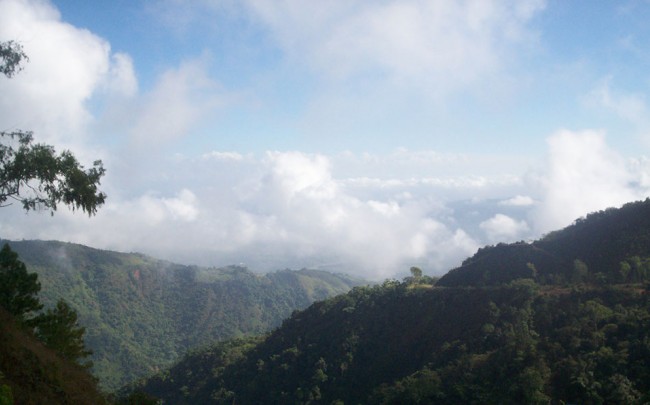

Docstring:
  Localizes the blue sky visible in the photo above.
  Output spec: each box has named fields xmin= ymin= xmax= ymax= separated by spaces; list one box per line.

xmin=2 ymin=0 xmax=650 ymax=279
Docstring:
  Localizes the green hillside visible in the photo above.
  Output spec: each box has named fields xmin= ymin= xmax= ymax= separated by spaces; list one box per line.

xmin=127 ymin=200 xmax=650 ymax=404
xmin=129 ymin=281 xmax=650 ymax=404
xmin=0 ymin=240 xmax=363 ymax=391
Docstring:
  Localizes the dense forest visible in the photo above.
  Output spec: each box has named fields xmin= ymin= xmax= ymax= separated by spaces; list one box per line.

xmin=129 ymin=281 xmax=649 ymax=404
xmin=126 ymin=199 xmax=650 ymax=404
xmin=1 ymin=240 xmax=362 ymax=391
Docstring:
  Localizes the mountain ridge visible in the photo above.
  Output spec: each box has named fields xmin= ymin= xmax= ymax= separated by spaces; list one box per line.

xmin=438 ymin=198 xmax=650 ymax=287
xmin=127 ymin=199 xmax=650 ymax=404
xmin=0 ymin=239 xmax=364 ymax=391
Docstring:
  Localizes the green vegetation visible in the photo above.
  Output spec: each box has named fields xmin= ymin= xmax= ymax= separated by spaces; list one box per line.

xmin=0 ymin=240 xmax=360 ymax=402
xmin=0 ymin=130 xmax=106 ymax=214
xmin=34 ymin=299 xmax=93 ymax=366
xmin=0 ymin=244 xmax=42 ymax=321
xmin=0 ymin=244 xmax=92 ymax=366
xmin=130 ymin=278 xmax=650 ymax=404
xmin=127 ymin=199 xmax=650 ymax=404
xmin=0 ymin=244 xmax=103 ymax=404
xmin=0 ymin=40 xmax=28 ymax=78
xmin=3 ymin=240 xmax=363 ymax=391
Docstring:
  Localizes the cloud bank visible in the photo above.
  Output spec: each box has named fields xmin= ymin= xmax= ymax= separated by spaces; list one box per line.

xmin=2 ymin=133 xmax=650 ymax=280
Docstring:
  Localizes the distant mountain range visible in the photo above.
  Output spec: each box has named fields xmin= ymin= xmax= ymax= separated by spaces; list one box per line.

xmin=127 ymin=199 xmax=650 ymax=404
xmin=0 ymin=239 xmax=364 ymax=391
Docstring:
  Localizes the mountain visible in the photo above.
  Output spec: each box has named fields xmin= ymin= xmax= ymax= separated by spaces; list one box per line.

xmin=0 ymin=240 xmax=363 ymax=391
xmin=129 ymin=281 xmax=650 ymax=404
xmin=0 ymin=307 xmax=108 ymax=405
xmin=438 ymin=198 xmax=650 ymax=287
xmin=127 ymin=200 xmax=650 ymax=404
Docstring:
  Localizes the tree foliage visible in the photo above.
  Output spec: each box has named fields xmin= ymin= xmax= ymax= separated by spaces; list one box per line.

xmin=34 ymin=299 xmax=93 ymax=364
xmin=0 ymin=243 xmax=92 ymax=368
xmin=0 ymin=243 xmax=42 ymax=320
xmin=0 ymin=41 xmax=106 ymax=215
xmin=0 ymin=131 xmax=106 ymax=215
xmin=0 ymin=40 xmax=104 ymax=402
xmin=0 ymin=40 xmax=27 ymax=78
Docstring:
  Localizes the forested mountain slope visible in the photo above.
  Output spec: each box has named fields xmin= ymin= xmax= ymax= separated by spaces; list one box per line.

xmin=128 ymin=199 xmax=650 ymax=404
xmin=0 ymin=240 xmax=363 ymax=391
xmin=438 ymin=198 xmax=650 ymax=287
xmin=130 ymin=281 xmax=650 ymax=404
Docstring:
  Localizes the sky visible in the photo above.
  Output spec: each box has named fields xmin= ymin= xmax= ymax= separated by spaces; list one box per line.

xmin=2 ymin=0 xmax=650 ymax=280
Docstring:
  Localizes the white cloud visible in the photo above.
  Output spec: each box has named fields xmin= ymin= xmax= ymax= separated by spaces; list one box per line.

xmin=0 ymin=149 xmax=488 ymax=279
xmin=104 ymin=53 xmax=138 ymax=97
xmin=499 ymin=195 xmax=535 ymax=206
xmin=533 ymin=129 xmax=648 ymax=233
xmin=587 ymin=77 xmax=647 ymax=123
xmin=202 ymin=151 xmax=245 ymax=161
xmin=242 ymin=0 xmax=545 ymax=89
xmin=128 ymin=58 xmax=225 ymax=145
xmin=5 ymin=133 xmax=650 ymax=280
xmin=161 ymin=189 xmax=199 ymax=221
xmin=480 ymin=213 xmax=530 ymax=242
xmin=264 ymin=151 xmax=336 ymax=200
xmin=584 ymin=78 xmax=650 ymax=147
xmin=0 ymin=0 xmax=135 ymax=149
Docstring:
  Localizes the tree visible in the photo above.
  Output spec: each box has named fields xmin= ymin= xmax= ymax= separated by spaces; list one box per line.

xmin=0 ymin=40 xmax=28 ymax=77
xmin=0 ymin=41 xmax=106 ymax=215
xmin=0 ymin=40 xmax=103 ymax=369
xmin=0 ymin=243 xmax=42 ymax=320
xmin=34 ymin=299 xmax=92 ymax=365
xmin=407 ymin=266 xmax=423 ymax=285
xmin=0 ymin=131 xmax=106 ymax=214
xmin=0 ymin=242 xmax=92 ymax=367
